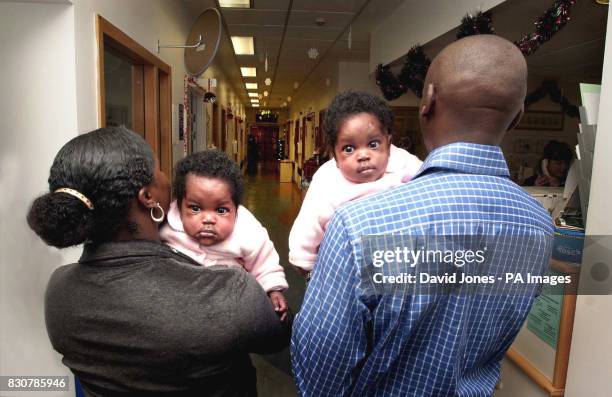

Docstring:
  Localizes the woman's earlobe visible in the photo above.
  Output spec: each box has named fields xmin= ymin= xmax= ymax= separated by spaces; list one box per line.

xmin=137 ymin=187 xmax=155 ymax=208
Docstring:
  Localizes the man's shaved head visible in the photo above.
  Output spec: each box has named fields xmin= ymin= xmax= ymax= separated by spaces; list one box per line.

xmin=419 ymin=35 xmax=528 ymax=150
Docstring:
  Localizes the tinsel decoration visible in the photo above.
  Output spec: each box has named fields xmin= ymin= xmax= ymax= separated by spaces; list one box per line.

xmin=376 ymin=0 xmax=578 ymax=100
xmin=375 ymin=64 xmax=406 ymax=101
xmin=525 ymin=80 xmax=579 ymax=118
xmin=183 ymin=75 xmax=192 ymax=156
xmin=456 ymin=11 xmax=494 ymax=39
xmin=399 ymin=46 xmax=431 ymax=98
xmin=515 ymin=0 xmax=577 ymax=56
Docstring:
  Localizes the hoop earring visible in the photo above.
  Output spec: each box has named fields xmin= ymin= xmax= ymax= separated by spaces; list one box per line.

xmin=150 ymin=202 xmax=165 ymax=224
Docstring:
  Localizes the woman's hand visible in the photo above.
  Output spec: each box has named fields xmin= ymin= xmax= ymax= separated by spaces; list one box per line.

xmin=268 ymin=291 xmax=289 ymax=322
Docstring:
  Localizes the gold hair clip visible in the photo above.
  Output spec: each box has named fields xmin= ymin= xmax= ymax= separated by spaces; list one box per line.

xmin=54 ymin=188 xmax=94 ymax=210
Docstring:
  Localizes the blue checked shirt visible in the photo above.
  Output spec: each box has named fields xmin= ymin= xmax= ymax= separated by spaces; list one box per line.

xmin=291 ymin=143 xmax=553 ymax=397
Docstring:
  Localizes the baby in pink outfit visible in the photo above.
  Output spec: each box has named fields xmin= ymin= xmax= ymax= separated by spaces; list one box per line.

xmin=160 ymin=150 xmax=289 ymax=320
xmin=289 ymin=90 xmax=422 ymax=274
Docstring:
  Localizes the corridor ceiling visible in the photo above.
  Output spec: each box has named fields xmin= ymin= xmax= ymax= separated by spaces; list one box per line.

xmin=183 ymin=0 xmax=404 ymax=108
xmin=183 ymin=0 xmax=608 ymax=109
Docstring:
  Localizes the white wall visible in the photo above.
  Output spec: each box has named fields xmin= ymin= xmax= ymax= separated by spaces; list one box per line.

xmin=0 ymin=2 xmax=78 ymax=396
xmin=290 ymin=72 xmax=339 ymax=123
xmin=564 ymin=10 xmax=612 ymax=396
xmin=0 ymin=1 xmax=204 ymax=395
xmin=73 ymin=0 xmax=193 ymax=132
xmin=370 ymin=0 xmax=505 ymax=71
xmin=338 ymin=61 xmax=421 ymax=107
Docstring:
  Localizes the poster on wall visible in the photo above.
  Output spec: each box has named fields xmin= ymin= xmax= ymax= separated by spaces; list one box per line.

xmin=526 ymin=270 xmax=564 ymax=349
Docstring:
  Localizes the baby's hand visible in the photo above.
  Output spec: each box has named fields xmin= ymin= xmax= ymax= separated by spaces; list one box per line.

xmin=267 ymin=291 xmax=289 ymax=322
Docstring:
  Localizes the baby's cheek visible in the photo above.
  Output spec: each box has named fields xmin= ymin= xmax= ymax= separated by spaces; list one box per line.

xmin=219 ymin=219 xmax=236 ymax=240
xmin=183 ymin=219 xmax=199 ymax=236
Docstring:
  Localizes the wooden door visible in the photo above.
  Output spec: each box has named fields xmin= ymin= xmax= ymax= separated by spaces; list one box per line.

xmin=97 ymin=15 xmax=171 ymax=178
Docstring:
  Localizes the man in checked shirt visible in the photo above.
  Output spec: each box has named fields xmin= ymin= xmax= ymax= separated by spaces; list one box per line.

xmin=291 ymin=35 xmax=553 ymax=396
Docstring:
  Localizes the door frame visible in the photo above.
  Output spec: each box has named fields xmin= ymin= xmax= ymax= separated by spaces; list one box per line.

xmin=96 ymin=15 xmax=172 ymax=178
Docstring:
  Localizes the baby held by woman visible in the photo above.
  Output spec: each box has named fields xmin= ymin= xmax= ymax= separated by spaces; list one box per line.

xmin=161 ymin=150 xmax=289 ymax=320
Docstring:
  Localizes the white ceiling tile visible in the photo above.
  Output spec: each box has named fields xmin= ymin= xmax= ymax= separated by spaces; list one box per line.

xmin=224 ymin=9 xmax=288 ymax=25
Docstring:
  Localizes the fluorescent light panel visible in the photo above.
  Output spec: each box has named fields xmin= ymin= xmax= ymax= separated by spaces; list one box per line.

xmin=248 ymin=92 xmax=258 ymax=98
xmin=231 ymin=36 xmax=255 ymax=55
xmin=252 ymin=104 xmax=259 ymax=107
xmin=219 ymin=0 xmax=250 ymax=8
xmin=241 ymin=67 xmax=256 ymax=77
xmin=245 ymin=83 xmax=258 ymax=90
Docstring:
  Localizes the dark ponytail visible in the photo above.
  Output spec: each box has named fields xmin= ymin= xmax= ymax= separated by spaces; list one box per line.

xmin=27 ymin=126 xmax=155 ymax=248
xmin=27 ymin=192 xmax=95 ymax=248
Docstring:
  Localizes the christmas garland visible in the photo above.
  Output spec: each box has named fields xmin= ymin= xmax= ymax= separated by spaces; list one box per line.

xmin=525 ymin=80 xmax=579 ymax=118
xmin=376 ymin=0 xmax=577 ymax=100
xmin=515 ymin=0 xmax=576 ymax=55
xmin=457 ymin=10 xmax=494 ymax=39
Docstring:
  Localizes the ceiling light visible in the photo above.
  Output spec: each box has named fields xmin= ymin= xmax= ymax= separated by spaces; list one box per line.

xmin=264 ymin=48 xmax=269 ymax=72
xmin=231 ymin=36 xmax=254 ymax=55
xmin=293 ymin=82 xmax=299 ymax=89
xmin=263 ymin=91 xmax=269 ymax=97
xmin=251 ymin=98 xmax=259 ymax=102
xmin=245 ymin=83 xmax=258 ymax=90
xmin=219 ymin=0 xmax=250 ymax=8
xmin=252 ymin=104 xmax=259 ymax=107
xmin=265 ymin=78 xmax=272 ymax=86
xmin=248 ymin=92 xmax=258 ymax=98
xmin=287 ymin=96 xmax=292 ymax=102
xmin=240 ymin=67 xmax=256 ymax=77
xmin=258 ymin=94 xmax=263 ymax=99
xmin=308 ymin=48 xmax=319 ymax=59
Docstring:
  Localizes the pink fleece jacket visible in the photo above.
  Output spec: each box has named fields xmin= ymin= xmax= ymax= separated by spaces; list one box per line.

xmin=288 ymin=144 xmax=422 ymax=271
xmin=160 ymin=201 xmax=288 ymax=292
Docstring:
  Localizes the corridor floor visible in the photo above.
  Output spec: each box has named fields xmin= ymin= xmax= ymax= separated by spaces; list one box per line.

xmin=242 ymin=166 xmax=306 ymax=396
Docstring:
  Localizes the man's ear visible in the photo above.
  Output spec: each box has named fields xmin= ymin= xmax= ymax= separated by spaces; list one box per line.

xmin=420 ymin=83 xmax=436 ymax=119
xmin=506 ymin=104 xmax=524 ymax=132
xmin=137 ymin=186 xmax=156 ymax=209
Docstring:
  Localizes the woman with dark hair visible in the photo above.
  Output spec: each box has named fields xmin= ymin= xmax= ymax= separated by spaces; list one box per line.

xmin=523 ymin=140 xmax=573 ymax=187
xmin=27 ymin=126 xmax=289 ymax=396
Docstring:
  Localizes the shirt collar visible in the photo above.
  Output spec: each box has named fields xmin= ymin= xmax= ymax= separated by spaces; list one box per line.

xmin=415 ymin=142 xmax=510 ymax=179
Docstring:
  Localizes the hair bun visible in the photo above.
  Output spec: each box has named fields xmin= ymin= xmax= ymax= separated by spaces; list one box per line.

xmin=27 ymin=192 xmax=94 ymax=248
